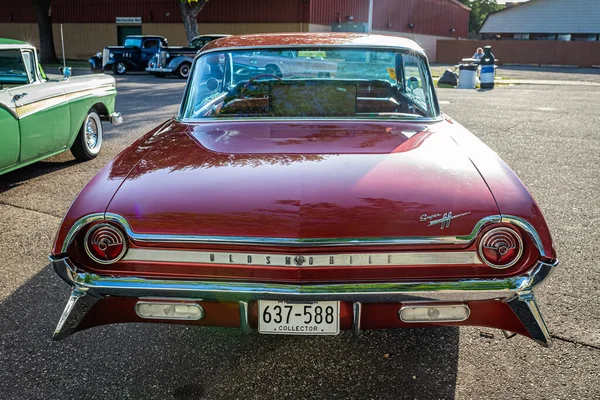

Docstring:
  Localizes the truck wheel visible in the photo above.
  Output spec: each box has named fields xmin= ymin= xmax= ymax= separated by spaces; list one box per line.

xmin=71 ymin=109 xmax=103 ymax=161
xmin=176 ymin=62 xmax=191 ymax=79
xmin=112 ymin=62 xmax=127 ymax=75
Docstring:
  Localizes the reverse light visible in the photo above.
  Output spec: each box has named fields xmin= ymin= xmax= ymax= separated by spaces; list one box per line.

xmin=479 ymin=227 xmax=523 ymax=269
xmin=84 ymin=223 xmax=127 ymax=264
xmin=135 ymin=302 xmax=205 ymax=320
xmin=399 ymin=305 xmax=470 ymax=323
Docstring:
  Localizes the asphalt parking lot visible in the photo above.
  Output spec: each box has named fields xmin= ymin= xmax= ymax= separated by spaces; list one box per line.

xmin=1 ymin=69 xmax=599 ymax=399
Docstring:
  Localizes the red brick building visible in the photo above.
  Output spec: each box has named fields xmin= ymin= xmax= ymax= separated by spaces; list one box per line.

xmin=0 ymin=0 xmax=469 ymax=61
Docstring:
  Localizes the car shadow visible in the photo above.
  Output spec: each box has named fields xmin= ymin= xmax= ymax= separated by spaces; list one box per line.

xmin=0 ymin=158 xmax=79 ymax=194
xmin=0 ymin=266 xmax=460 ymax=399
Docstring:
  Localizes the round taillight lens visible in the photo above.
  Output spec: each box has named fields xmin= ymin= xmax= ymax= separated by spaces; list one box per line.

xmin=478 ymin=227 xmax=523 ymax=269
xmin=84 ymin=223 xmax=127 ymax=264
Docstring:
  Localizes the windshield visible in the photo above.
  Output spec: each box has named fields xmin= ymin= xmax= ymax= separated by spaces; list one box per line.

xmin=124 ymin=38 xmax=142 ymax=48
xmin=180 ymin=47 xmax=439 ymax=120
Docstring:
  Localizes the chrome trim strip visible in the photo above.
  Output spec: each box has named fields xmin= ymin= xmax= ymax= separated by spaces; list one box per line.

xmin=61 ymin=213 xmax=503 ymax=253
xmin=15 ymin=86 xmax=116 ymax=119
xmin=51 ymin=256 xmax=557 ymax=303
xmin=61 ymin=213 xmax=547 ymax=257
xmin=501 ymin=216 xmax=546 ymax=257
xmin=122 ymin=248 xmax=482 ymax=267
xmin=176 ymin=116 xmax=445 ymax=124
xmin=197 ymin=44 xmax=426 ymax=58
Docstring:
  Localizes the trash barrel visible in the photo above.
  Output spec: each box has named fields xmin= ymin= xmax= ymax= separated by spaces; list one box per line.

xmin=480 ymin=46 xmax=495 ymax=89
xmin=458 ymin=63 xmax=477 ymax=89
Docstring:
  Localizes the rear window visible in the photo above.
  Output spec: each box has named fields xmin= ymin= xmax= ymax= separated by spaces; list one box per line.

xmin=180 ymin=47 xmax=439 ymax=121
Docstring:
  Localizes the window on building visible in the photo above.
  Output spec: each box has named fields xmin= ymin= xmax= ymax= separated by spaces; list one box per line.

xmin=556 ymin=34 xmax=571 ymax=41
xmin=530 ymin=34 xmax=557 ymax=41
xmin=571 ymin=34 xmax=599 ymax=41
xmin=513 ymin=33 xmax=530 ymax=40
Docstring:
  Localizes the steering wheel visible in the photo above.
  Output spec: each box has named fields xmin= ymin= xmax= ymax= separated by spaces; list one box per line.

xmin=240 ymin=74 xmax=282 ymax=98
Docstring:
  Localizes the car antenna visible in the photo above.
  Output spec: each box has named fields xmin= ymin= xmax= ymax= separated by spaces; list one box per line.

xmin=60 ymin=24 xmax=70 ymax=80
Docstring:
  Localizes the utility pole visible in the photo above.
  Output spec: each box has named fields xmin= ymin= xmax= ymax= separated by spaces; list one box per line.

xmin=367 ymin=0 xmax=374 ymax=33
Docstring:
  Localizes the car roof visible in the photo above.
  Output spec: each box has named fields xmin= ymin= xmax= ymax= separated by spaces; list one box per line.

xmin=126 ymin=35 xmax=165 ymax=39
xmin=192 ymin=34 xmax=231 ymax=39
xmin=202 ymin=33 xmax=424 ymax=54
xmin=0 ymin=38 xmax=27 ymax=45
xmin=0 ymin=38 xmax=36 ymax=51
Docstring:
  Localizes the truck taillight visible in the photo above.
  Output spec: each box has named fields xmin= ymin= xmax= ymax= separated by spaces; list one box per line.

xmin=478 ymin=227 xmax=523 ymax=269
xmin=84 ymin=223 xmax=127 ymax=264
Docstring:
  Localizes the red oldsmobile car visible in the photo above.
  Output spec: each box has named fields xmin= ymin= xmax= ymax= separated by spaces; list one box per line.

xmin=50 ymin=33 xmax=558 ymax=347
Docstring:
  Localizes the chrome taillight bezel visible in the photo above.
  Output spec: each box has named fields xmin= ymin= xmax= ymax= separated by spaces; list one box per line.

xmin=84 ymin=223 xmax=128 ymax=265
xmin=478 ymin=226 xmax=524 ymax=269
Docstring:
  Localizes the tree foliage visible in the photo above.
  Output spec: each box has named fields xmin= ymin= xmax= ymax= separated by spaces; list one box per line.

xmin=179 ymin=0 xmax=210 ymax=42
xmin=458 ymin=0 xmax=505 ymax=34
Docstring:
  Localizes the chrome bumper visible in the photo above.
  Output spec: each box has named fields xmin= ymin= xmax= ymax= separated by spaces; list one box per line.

xmin=146 ymin=67 xmax=174 ymax=73
xmin=50 ymin=256 xmax=558 ymax=346
xmin=104 ymin=112 xmax=123 ymax=125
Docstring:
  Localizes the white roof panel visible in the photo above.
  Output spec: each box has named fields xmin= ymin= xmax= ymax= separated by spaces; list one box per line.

xmin=480 ymin=0 xmax=600 ymax=34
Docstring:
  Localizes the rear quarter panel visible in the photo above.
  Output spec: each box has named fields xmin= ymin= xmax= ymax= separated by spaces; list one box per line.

xmin=51 ymin=119 xmax=177 ymax=255
xmin=443 ymin=115 xmax=555 ymax=260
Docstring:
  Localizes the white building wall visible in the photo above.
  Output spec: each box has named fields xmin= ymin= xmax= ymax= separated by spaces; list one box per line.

xmin=480 ymin=0 xmax=600 ymax=34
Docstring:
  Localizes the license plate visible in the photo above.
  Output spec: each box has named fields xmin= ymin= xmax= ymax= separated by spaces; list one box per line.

xmin=258 ymin=301 xmax=340 ymax=335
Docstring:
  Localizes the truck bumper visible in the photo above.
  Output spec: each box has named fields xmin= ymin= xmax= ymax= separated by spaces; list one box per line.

xmin=146 ymin=67 xmax=174 ymax=74
xmin=50 ymin=255 xmax=558 ymax=346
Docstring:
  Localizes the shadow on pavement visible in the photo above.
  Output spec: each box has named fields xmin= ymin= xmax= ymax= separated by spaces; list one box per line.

xmin=0 ymin=266 xmax=460 ymax=399
xmin=0 ymin=158 xmax=79 ymax=194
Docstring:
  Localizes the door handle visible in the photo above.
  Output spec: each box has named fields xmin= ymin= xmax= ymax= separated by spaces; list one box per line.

xmin=12 ymin=93 xmax=28 ymax=102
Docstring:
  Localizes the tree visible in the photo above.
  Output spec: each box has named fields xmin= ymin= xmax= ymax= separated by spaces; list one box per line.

xmin=458 ymin=0 xmax=504 ymax=35
xmin=32 ymin=0 xmax=58 ymax=63
xmin=179 ymin=0 xmax=210 ymax=42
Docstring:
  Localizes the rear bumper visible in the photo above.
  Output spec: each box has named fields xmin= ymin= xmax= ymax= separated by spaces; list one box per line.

xmin=100 ymin=112 xmax=123 ymax=126
xmin=109 ymin=112 xmax=123 ymax=125
xmin=50 ymin=256 xmax=558 ymax=346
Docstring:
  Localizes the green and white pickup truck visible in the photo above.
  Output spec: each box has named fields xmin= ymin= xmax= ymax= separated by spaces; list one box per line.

xmin=0 ymin=38 xmax=122 ymax=176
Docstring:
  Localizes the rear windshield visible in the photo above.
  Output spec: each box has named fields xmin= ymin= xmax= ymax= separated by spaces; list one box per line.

xmin=180 ymin=47 xmax=439 ymax=120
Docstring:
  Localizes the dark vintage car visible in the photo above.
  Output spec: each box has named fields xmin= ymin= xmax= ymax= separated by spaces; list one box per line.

xmin=146 ymin=34 xmax=230 ymax=79
xmin=50 ymin=33 xmax=558 ymax=347
xmin=89 ymin=35 xmax=168 ymax=75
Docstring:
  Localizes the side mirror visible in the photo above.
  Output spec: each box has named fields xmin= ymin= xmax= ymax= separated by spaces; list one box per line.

xmin=206 ymin=77 xmax=219 ymax=92
xmin=59 ymin=66 xmax=72 ymax=80
xmin=407 ymin=76 xmax=419 ymax=91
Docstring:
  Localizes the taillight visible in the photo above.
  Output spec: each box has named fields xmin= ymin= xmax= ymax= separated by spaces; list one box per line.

xmin=84 ymin=223 xmax=127 ymax=264
xmin=478 ymin=227 xmax=523 ymax=269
